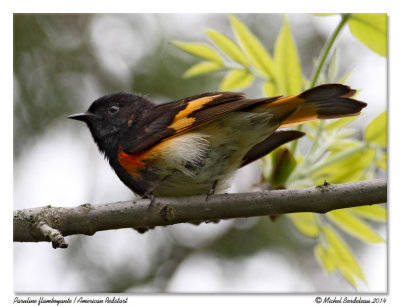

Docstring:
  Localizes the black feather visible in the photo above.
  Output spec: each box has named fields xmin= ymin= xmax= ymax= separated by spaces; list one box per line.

xmin=240 ymin=130 xmax=305 ymax=167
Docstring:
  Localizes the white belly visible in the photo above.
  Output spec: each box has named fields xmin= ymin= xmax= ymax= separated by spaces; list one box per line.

xmin=152 ymin=111 xmax=276 ymax=196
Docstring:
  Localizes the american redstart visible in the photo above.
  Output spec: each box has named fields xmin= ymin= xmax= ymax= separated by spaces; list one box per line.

xmin=69 ymin=84 xmax=366 ymax=198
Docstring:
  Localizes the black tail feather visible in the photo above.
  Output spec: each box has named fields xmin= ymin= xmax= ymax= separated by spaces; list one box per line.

xmin=240 ymin=130 xmax=305 ymax=167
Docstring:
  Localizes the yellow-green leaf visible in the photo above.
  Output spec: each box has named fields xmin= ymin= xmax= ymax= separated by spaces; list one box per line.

xmin=323 ymin=225 xmax=366 ymax=282
xmin=313 ymin=145 xmax=374 ymax=183
xmin=312 ymin=13 xmax=338 ymax=16
xmin=171 ymin=41 xmax=223 ymax=63
xmin=339 ymin=265 xmax=358 ymax=288
xmin=327 ymin=209 xmax=384 ymax=243
xmin=335 ymin=129 xmax=357 ymax=140
xmin=325 ymin=245 xmax=359 ymax=288
xmin=229 ymin=15 xmax=275 ymax=78
xmin=328 ymin=49 xmax=338 ymax=82
xmin=262 ymin=81 xmax=279 ymax=97
xmin=350 ymin=205 xmax=387 ymax=222
xmin=205 ymin=29 xmax=249 ymax=67
xmin=326 ymin=116 xmax=358 ymax=131
xmin=327 ymin=139 xmax=361 ymax=155
xmin=219 ymin=69 xmax=254 ymax=91
xmin=377 ymin=152 xmax=387 ymax=171
xmin=274 ymin=16 xmax=302 ymax=95
xmin=270 ymin=147 xmax=297 ymax=186
xmin=261 ymin=153 xmax=273 ymax=180
xmin=365 ymin=111 xmax=387 ymax=147
xmin=314 ymin=244 xmax=336 ymax=273
xmin=306 ymin=120 xmax=319 ymax=130
xmin=288 ymin=213 xmax=319 ymax=238
xmin=183 ymin=61 xmax=223 ymax=78
xmin=348 ymin=13 xmax=387 ymax=57
xmin=336 ymin=69 xmax=354 ymax=84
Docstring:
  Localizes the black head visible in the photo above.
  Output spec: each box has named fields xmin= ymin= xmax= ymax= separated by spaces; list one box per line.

xmin=69 ymin=92 xmax=154 ymax=154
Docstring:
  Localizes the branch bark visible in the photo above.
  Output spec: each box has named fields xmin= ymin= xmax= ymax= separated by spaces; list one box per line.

xmin=14 ymin=179 xmax=387 ymax=248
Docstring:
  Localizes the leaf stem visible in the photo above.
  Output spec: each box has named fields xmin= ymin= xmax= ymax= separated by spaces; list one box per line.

xmin=291 ymin=13 xmax=351 ymax=156
xmin=310 ymin=13 xmax=351 ymax=88
xmin=290 ymin=142 xmax=368 ymax=182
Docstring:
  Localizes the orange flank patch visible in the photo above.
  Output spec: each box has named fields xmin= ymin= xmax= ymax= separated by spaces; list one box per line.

xmin=118 ymin=149 xmax=149 ymax=177
xmin=117 ymin=139 xmax=175 ymax=177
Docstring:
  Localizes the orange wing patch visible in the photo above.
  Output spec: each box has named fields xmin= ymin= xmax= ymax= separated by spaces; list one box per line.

xmin=167 ymin=94 xmax=221 ymax=131
xmin=172 ymin=95 xmax=221 ymax=121
xmin=251 ymin=95 xmax=305 ymax=112
xmin=168 ymin=116 xmax=196 ymax=131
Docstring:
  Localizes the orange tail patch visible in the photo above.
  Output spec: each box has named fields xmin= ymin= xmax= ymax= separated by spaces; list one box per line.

xmin=255 ymin=84 xmax=367 ymax=128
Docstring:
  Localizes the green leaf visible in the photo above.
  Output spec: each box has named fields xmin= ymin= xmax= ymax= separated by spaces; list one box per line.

xmin=288 ymin=213 xmax=319 ymax=238
xmin=335 ymin=129 xmax=358 ymax=140
xmin=302 ymin=77 xmax=311 ymax=90
xmin=183 ymin=61 xmax=223 ymax=78
xmin=350 ymin=205 xmax=387 ymax=222
xmin=274 ymin=16 xmax=302 ymax=95
xmin=377 ymin=152 xmax=387 ymax=171
xmin=325 ymin=116 xmax=358 ymax=131
xmin=229 ymin=15 xmax=275 ymax=78
xmin=219 ymin=69 xmax=254 ymax=91
xmin=270 ymin=147 xmax=297 ymax=186
xmin=326 ymin=244 xmax=359 ymax=288
xmin=327 ymin=209 xmax=384 ymax=243
xmin=327 ymin=139 xmax=361 ymax=155
xmin=261 ymin=153 xmax=273 ymax=180
xmin=348 ymin=13 xmax=387 ymax=57
xmin=339 ymin=264 xmax=358 ymax=288
xmin=336 ymin=69 xmax=354 ymax=84
xmin=305 ymin=120 xmax=319 ymax=130
xmin=262 ymin=81 xmax=279 ymax=96
xmin=365 ymin=111 xmax=387 ymax=147
xmin=171 ymin=41 xmax=223 ymax=63
xmin=328 ymin=49 xmax=338 ymax=82
xmin=312 ymin=146 xmax=375 ymax=183
xmin=312 ymin=13 xmax=338 ymax=16
xmin=325 ymin=244 xmax=358 ymax=287
xmin=314 ymin=244 xmax=336 ymax=273
xmin=205 ymin=29 xmax=249 ymax=67
xmin=323 ymin=225 xmax=366 ymax=284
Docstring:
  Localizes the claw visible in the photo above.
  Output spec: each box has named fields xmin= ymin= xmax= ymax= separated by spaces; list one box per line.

xmin=143 ymin=174 xmax=171 ymax=209
xmin=206 ymin=180 xmax=218 ymax=201
xmin=143 ymin=192 xmax=156 ymax=210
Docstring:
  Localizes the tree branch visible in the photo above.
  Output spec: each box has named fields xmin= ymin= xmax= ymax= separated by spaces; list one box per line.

xmin=14 ymin=179 xmax=387 ymax=248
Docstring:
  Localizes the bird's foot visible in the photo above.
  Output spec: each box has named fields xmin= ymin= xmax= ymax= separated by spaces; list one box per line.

xmin=206 ymin=180 xmax=218 ymax=201
xmin=143 ymin=191 xmax=156 ymax=210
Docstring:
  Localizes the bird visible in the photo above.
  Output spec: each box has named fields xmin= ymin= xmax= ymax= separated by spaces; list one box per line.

xmin=69 ymin=83 xmax=367 ymax=199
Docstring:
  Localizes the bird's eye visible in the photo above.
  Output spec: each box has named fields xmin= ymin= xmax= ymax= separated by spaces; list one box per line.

xmin=108 ymin=105 xmax=120 ymax=115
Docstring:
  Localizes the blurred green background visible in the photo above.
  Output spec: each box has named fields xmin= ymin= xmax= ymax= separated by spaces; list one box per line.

xmin=13 ymin=13 xmax=386 ymax=293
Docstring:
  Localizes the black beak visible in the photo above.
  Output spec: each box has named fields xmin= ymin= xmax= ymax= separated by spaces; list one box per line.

xmin=68 ymin=112 xmax=99 ymax=122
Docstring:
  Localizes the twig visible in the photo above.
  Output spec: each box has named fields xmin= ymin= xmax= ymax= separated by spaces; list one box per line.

xmin=13 ymin=179 xmax=387 ymax=248
xmin=35 ymin=221 xmax=68 ymax=249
